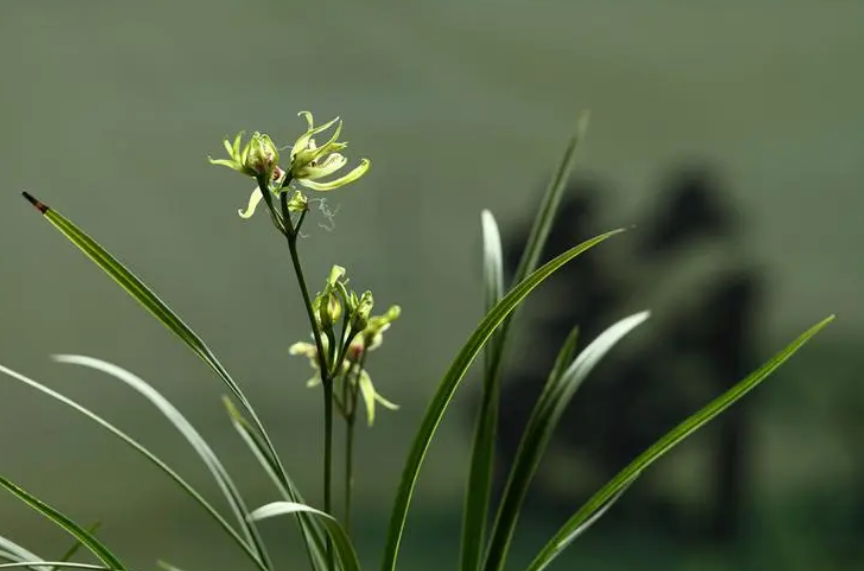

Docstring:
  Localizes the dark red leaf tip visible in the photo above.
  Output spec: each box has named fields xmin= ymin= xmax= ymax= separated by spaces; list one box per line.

xmin=22 ymin=191 xmax=49 ymax=214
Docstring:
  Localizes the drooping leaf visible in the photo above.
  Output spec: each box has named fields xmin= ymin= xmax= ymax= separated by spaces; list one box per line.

xmin=223 ymin=398 xmax=327 ymax=571
xmin=0 ymin=361 xmax=265 ymax=571
xmin=57 ymin=521 xmax=102 ymax=565
xmin=0 ymin=535 xmax=50 ymax=571
xmin=0 ymin=476 xmax=125 ymax=571
xmin=21 ymin=193 xmax=316 ymax=564
xmin=250 ymin=502 xmax=361 ymax=571
xmin=51 ymin=355 xmax=270 ymax=570
xmin=380 ymin=228 xmax=624 ymax=571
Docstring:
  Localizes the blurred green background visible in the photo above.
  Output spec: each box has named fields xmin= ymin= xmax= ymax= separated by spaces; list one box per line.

xmin=1 ymin=1 xmax=863 ymax=570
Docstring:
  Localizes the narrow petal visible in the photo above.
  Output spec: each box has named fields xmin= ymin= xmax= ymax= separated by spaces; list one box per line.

xmin=290 ymin=116 xmax=340 ymax=161
xmin=299 ymin=153 xmax=348 ymax=180
xmin=289 ymin=341 xmax=317 ymax=357
xmin=374 ymin=392 xmax=400 ymax=410
xmin=306 ymin=375 xmax=322 ymax=388
xmin=298 ymin=159 xmax=371 ymax=191
xmin=298 ymin=111 xmax=314 ymax=130
xmin=223 ymin=138 xmax=235 ymax=157
xmin=232 ymin=132 xmax=245 ymax=156
xmin=358 ymin=370 xmax=377 ymax=426
xmin=238 ymin=187 xmax=263 ymax=219
xmin=208 ymin=157 xmax=243 ymax=171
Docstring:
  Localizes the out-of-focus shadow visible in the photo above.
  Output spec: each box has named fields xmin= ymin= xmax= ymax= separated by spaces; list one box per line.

xmin=474 ymin=165 xmax=765 ymax=546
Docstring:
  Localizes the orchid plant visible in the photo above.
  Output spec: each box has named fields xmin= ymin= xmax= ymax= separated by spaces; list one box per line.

xmin=0 ymin=108 xmax=833 ymax=571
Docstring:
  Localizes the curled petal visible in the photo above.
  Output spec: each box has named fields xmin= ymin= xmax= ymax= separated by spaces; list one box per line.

xmin=298 ymin=159 xmax=370 ymax=191
xmin=238 ymin=187 xmax=263 ymax=219
xmin=290 ymin=116 xmax=341 ymax=161
xmin=208 ymin=157 xmax=242 ymax=171
xmin=299 ymin=153 xmax=348 ymax=180
xmin=374 ymin=392 xmax=400 ymax=411
xmin=358 ymin=370 xmax=378 ymax=426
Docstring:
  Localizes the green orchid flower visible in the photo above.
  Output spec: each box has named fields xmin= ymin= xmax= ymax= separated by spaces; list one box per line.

xmin=288 ymin=111 xmax=371 ymax=192
xmin=289 ymin=337 xmax=398 ymax=427
xmin=211 ymin=111 xmax=371 ymax=220
xmin=208 ymin=131 xmax=279 ymax=179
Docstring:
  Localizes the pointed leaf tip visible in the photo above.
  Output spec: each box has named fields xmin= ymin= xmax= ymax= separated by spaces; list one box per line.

xmin=22 ymin=191 xmax=49 ymax=214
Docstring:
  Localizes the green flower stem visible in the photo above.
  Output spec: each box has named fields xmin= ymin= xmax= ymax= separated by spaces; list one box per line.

xmin=260 ymin=173 xmax=336 ymax=569
xmin=343 ymin=357 xmax=364 ymax=538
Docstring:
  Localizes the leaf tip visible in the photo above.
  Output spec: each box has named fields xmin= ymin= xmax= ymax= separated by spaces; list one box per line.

xmin=22 ymin=191 xmax=49 ymax=214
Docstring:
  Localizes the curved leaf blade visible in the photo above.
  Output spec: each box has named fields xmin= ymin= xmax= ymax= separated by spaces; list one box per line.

xmin=21 ymin=193 xmax=312 ymax=564
xmin=223 ymin=398 xmax=328 ymax=571
xmin=51 ymin=355 xmax=271 ymax=570
xmin=380 ymin=228 xmax=625 ymax=571
xmin=0 ymin=536 xmax=49 ymax=571
xmin=0 ymin=361 xmax=266 ymax=571
xmin=250 ymin=502 xmax=361 ymax=571
xmin=0 ymin=476 xmax=125 ymax=571
xmin=58 ymin=521 xmax=101 ymax=565
xmin=483 ymin=312 xmax=650 ymax=571
xmin=525 ymin=314 xmax=835 ymax=571
xmin=460 ymin=210 xmax=505 ymax=571
xmin=0 ymin=564 xmax=115 ymax=571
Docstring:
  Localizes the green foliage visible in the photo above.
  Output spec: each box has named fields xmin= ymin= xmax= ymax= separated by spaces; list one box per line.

xmin=1 ymin=112 xmax=832 ymax=571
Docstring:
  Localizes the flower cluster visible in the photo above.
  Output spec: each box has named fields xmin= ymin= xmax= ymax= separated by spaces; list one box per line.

xmin=289 ymin=265 xmax=400 ymax=426
xmin=208 ymin=111 xmax=370 ymax=221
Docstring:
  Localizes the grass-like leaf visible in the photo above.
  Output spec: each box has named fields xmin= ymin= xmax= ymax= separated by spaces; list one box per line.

xmin=51 ymin=355 xmax=271 ymax=570
xmin=0 ymin=476 xmax=125 ymax=571
xmin=0 ymin=564 xmax=115 ymax=571
xmin=380 ymin=228 xmax=624 ymax=571
xmin=460 ymin=117 xmax=590 ymax=571
xmin=21 ymin=193 xmax=318 ymax=565
xmin=58 ymin=521 xmax=101 ymax=565
xmin=250 ymin=502 xmax=362 ymax=571
xmin=460 ymin=210 xmax=505 ymax=571
xmin=483 ymin=311 xmax=650 ymax=571
xmin=0 ymin=361 xmax=266 ymax=571
xmin=524 ymin=314 xmax=836 ymax=571
xmin=223 ymin=398 xmax=328 ymax=571
xmin=0 ymin=536 xmax=49 ymax=571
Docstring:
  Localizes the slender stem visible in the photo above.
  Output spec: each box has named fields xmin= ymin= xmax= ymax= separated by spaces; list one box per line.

xmin=323 ymin=376 xmax=335 ymax=569
xmin=345 ymin=406 xmax=356 ymax=537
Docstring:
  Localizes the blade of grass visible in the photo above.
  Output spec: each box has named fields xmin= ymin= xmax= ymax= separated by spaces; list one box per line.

xmin=524 ymin=315 xmax=835 ymax=571
xmin=250 ymin=502 xmax=361 ymax=571
xmin=0 ymin=476 xmax=125 ymax=571
xmin=21 ymin=193 xmax=317 ymax=565
xmin=51 ymin=355 xmax=271 ymax=570
xmin=0 ymin=361 xmax=266 ymax=571
xmin=483 ymin=312 xmax=649 ymax=571
xmin=380 ymin=228 xmax=624 ymax=571
xmin=57 ymin=521 xmax=101 ymax=564
xmin=459 ymin=210 xmax=505 ymax=571
xmin=0 ymin=536 xmax=50 ymax=571
xmin=0 ymin=564 xmax=116 ymax=571
xmin=459 ymin=116 xmax=590 ymax=571
xmin=223 ymin=398 xmax=328 ymax=571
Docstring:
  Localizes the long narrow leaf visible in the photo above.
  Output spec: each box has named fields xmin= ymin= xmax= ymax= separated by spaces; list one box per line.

xmin=380 ymin=228 xmax=624 ymax=571
xmin=0 ymin=536 xmax=49 ymax=571
xmin=0 ymin=564 xmax=115 ymax=571
xmin=525 ymin=314 xmax=835 ymax=571
xmin=0 ymin=476 xmax=125 ymax=571
xmin=0 ymin=361 xmax=266 ymax=571
xmin=459 ymin=210 xmax=506 ymax=571
xmin=483 ymin=312 xmax=649 ymax=571
xmin=460 ymin=118 xmax=590 ymax=571
xmin=51 ymin=355 xmax=271 ymax=570
xmin=58 ymin=521 xmax=101 ymax=564
xmin=250 ymin=502 xmax=361 ymax=571
xmin=223 ymin=398 xmax=328 ymax=571
xmin=20 ymin=194 xmax=306 ymax=545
